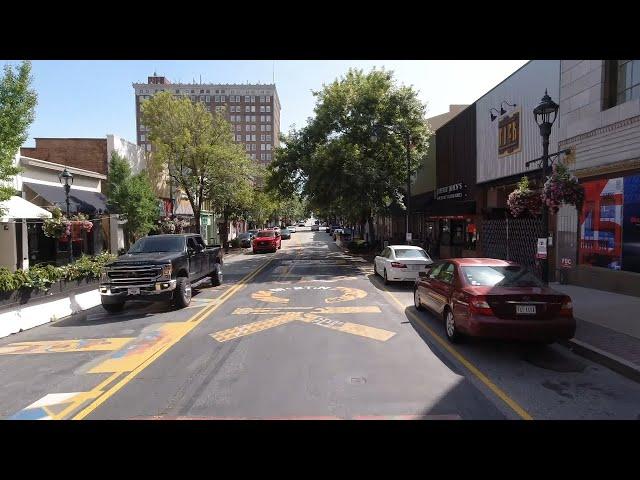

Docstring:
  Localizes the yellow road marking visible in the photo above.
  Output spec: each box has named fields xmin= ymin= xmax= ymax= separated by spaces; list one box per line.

xmin=298 ymin=314 xmax=396 ymax=341
xmin=211 ymin=312 xmax=303 ymax=342
xmin=313 ymin=306 xmax=381 ymax=314
xmin=71 ymin=256 xmax=275 ymax=420
xmin=0 ymin=338 xmax=134 ymax=355
xmin=380 ymin=283 xmax=533 ymax=420
xmin=232 ymin=306 xmax=380 ymax=315
xmin=325 ymin=287 xmax=367 ymax=303
xmin=251 ymin=290 xmax=289 ymax=303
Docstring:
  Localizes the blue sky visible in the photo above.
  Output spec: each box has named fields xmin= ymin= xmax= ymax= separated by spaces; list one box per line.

xmin=4 ymin=60 xmax=529 ymax=147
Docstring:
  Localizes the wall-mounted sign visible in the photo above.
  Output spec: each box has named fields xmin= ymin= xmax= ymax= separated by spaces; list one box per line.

xmin=436 ymin=182 xmax=465 ymax=200
xmin=536 ymin=238 xmax=547 ymax=259
xmin=498 ymin=108 xmax=521 ymax=157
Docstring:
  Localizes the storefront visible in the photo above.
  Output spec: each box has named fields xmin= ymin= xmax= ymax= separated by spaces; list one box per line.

xmin=425 ymin=102 xmax=480 ymax=260
xmin=475 ymin=60 xmax=561 ymax=277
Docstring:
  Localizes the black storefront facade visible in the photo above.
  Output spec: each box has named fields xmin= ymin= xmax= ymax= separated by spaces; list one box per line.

xmin=420 ymin=103 xmax=480 ymax=260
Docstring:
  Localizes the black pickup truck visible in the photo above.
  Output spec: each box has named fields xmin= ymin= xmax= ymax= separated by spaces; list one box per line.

xmin=99 ymin=234 xmax=223 ymax=313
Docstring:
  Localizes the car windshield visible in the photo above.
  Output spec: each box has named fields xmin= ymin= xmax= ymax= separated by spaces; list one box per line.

xmin=394 ymin=248 xmax=429 ymax=260
xmin=461 ymin=265 xmax=545 ymax=287
xmin=257 ymin=231 xmax=275 ymax=238
xmin=281 ymin=229 xmax=290 ymax=234
xmin=238 ymin=233 xmax=251 ymax=239
xmin=128 ymin=236 xmax=185 ymax=253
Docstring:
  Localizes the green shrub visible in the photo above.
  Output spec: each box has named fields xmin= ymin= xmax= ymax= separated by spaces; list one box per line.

xmin=0 ymin=252 xmax=116 ymax=293
xmin=231 ymin=237 xmax=241 ymax=248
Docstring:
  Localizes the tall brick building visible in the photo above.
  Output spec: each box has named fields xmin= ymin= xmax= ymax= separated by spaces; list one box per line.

xmin=132 ymin=75 xmax=281 ymax=167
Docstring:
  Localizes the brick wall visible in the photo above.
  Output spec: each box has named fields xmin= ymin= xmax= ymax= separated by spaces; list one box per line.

xmin=21 ymin=138 xmax=108 ymax=175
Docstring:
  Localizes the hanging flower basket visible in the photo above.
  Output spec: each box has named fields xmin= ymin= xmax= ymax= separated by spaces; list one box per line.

xmin=542 ymin=163 xmax=585 ymax=214
xmin=43 ymin=208 xmax=93 ymax=240
xmin=507 ymin=176 xmax=543 ymax=217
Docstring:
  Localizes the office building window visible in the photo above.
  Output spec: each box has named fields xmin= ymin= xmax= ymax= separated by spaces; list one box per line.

xmin=260 ymin=115 xmax=265 ymax=122
xmin=260 ymin=106 xmax=265 ymax=113
xmin=251 ymin=106 xmax=255 ymax=112
xmin=245 ymin=105 xmax=250 ymax=112
xmin=266 ymin=144 xmax=272 ymax=151
xmin=246 ymin=144 xmax=251 ymax=151
xmin=260 ymin=144 xmax=265 ymax=151
xmin=214 ymin=95 xmax=220 ymax=102
xmin=251 ymin=96 xmax=255 ymax=103
xmin=266 ymin=125 xmax=272 ymax=131
xmin=266 ymin=134 xmax=271 ymax=141
xmin=260 ymin=96 xmax=265 ymax=103
xmin=146 ymin=144 xmax=152 ymax=151
xmin=252 ymin=134 xmax=256 ymax=141
xmin=260 ymin=154 xmax=266 ymax=161
xmin=266 ymin=95 xmax=271 ymax=102
xmin=266 ymin=154 xmax=271 ymax=161
xmin=236 ymin=125 xmax=241 ymax=131
xmin=251 ymin=144 xmax=256 ymax=151
xmin=205 ymin=95 xmax=210 ymax=102
xmin=244 ymin=115 xmax=249 ymax=122
xmin=246 ymin=135 xmax=251 ymax=141
xmin=140 ymin=134 xmax=145 ymax=142
xmin=251 ymin=115 xmax=256 ymax=122
xmin=266 ymin=115 xmax=272 ymax=122
xmin=266 ymin=106 xmax=271 ymax=112
xmin=260 ymin=134 xmax=265 ymax=141
xmin=206 ymin=90 xmax=210 ymax=94
xmin=245 ymin=95 xmax=250 ymax=102
xmin=236 ymin=134 xmax=242 ymax=141
xmin=604 ymin=60 xmax=640 ymax=109
xmin=221 ymin=95 xmax=225 ymax=102
xmin=260 ymin=125 xmax=266 ymax=132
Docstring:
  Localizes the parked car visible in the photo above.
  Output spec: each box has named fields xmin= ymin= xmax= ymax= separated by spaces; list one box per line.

xmin=281 ymin=228 xmax=292 ymax=239
xmin=332 ymin=227 xmax=344 ymax=240
xmin=252 ymin=229 xmax=282 ymax=253
xmin=248 ymin=229 xmax=259 ymax=237
xmin=329 ymin=225 xmax=341 ymax=235
xmin=287 ymin=225 xmax=297 ymax=233
xmin=413 ymin=258 xmax=576 ymax=344
xmin=325 ymin=225 xmax=331 ymax=233
xmin=311 ymin=224 xmax=319 ymax=231
xmin=298 ymin=222 xmax=305 ymax=227
xmin=374 ymin=245 xmax=433 ymax=283
xmin=237 ymin=232 xmax=253 ymax=248
xmin=99 ymin=234 xmax=223 ymax=312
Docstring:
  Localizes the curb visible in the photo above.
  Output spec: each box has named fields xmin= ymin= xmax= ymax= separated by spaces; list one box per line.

xmin=558 ymin=338 xmax=640 ymax=384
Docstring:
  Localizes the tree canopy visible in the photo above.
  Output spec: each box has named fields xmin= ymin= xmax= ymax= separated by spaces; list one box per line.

xmin=267 ymin=68 xmax=431 ymax=236
xmin=0 ymin=61 xmax=37 ymax=204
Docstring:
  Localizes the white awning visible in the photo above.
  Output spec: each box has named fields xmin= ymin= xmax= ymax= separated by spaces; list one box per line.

xmin=0 ymin=196 xmax=52 ymax=222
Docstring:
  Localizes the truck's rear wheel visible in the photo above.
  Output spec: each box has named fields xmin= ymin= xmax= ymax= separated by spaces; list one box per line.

xmin=174 ymin=277 xmax=192 ymax=308
xmin=211 ymin=264 xmax=223 ymax=286
xmin=102 ymin=301 xmax=125 ymax=313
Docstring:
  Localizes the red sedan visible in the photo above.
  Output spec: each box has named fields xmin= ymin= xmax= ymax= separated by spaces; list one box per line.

xmin=252 ymin=230 xmax=281 ymax=253
xmin=413 ymin=258 xmax=575 ymax=344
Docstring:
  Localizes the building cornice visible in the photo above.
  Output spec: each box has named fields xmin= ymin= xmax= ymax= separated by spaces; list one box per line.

xmin=573 ymin=157 xmax=640 ymax=179
xmin=559 ymin=114 xmax=640 ymax=146
xmin=20 ymin=156 xmax=107 ymax=180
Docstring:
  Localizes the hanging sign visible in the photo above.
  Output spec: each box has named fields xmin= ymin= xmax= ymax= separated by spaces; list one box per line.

xmin=498 ymin=108 xmax=521 ymax=157
xmin=436 ymin=183 xmax=465 ymax=200
xmin=536 ymin=238 xmax=548 ymax=259
xmin=406 ymin=232 xmax=412 ymax=242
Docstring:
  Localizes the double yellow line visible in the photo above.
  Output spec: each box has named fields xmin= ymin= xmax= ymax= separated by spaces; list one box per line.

xmin=72 ymin=256 xmax=275 ymax=420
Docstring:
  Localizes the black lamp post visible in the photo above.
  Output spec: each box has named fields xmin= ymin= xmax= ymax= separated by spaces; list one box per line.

xmin=58 ymin=167 xmax=74 ymax=264
xmin=371 ymin=125 xmax=412 ymax=244
xmin=533 ymin=89 xmax=559 ymax=284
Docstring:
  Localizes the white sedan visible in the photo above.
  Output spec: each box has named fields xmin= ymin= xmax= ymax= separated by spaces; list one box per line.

xmin=374 ymin=245 xmax=433 ymax=284
xmin=288 ymin=225 xmax=297 ymax=233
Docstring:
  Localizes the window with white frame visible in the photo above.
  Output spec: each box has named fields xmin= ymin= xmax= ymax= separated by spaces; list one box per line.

xmin=236 ymin=125 xmax=241 ymax=131
xmin=266 ymin=134 xmax=271 ymax=141
xmin=245 ymin=115 xmax=250 ymax=122
xmin=260 ymin=134 xmax=265 ymax=141
xmin=246 ymin=144 xmax=251 ymax=151
xmin=260 ymin=125 xmax=265 ymax=132
xmin=205 ymin=95 xmax=210 ymax=102
xmin=266 ymin=144 xmax=272 ymax=150
xmin=236 ymin=134 xmax=242 ymax=141
xmin=146 ymin=144 xmax=152 ymax=151
xmin=251 ymin=144 xmax=256 ymax=151
xmin=260 ymin=144 xmax=266 ymax=151
xmin=266 ymin=95 xmax=271 ymax=102
xmin=140 ymin=134 xmax=145 ymax=142
xmin=266 ymin=124 xmax=272 ymax=131
xmin=266 ymin=115 xmax=271 ymax=122
xmin=251 ymin=106 xmax=256 ymax=112
xmin=245 ymin=105 xmax=250 ymax=112
xmin=221 ymin=95 xmax=225 ymax=102
xmin=245 ymin=95 xmax=250 ymax=102
xmin=250 ymin=124 xmax=255 ymax=132
xmin=246 ymin=134 xmax=251 ymax=141
xmin=260 ymin=106 xmax=265 ymax=112
xmin=266 ymin=154 xmax=271 ymax=161
xmin=215 ymin=95 xmax=220 ymax=102
xmin=266 ymin=105 xmax=271 ymax=112
xmin=252 ymin=134 xmax=257 ymax=141
xmin=261 ymin=153 xmax=266 ymax=161
xmin=260 ymin=96 xmax=265 ymax=102
xmin=251 ymin=96 xmax=255 ymax=103
xmin=260 ymin=115 xmax=265 ymax=122
xmin=252 ymin=115 xmax=257 ymax=122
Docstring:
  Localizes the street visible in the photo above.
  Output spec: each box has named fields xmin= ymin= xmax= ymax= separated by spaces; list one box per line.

xmin=1 ymin=228 xmax=639 ymax=420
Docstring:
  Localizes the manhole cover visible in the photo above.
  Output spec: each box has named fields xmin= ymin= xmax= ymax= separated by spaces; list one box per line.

xmin=523 ymin=347 xmax=587 ymax=373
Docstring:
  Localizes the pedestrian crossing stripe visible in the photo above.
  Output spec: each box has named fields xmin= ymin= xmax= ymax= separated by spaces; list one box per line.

xmin=211 ymin=312 xmax=303 ymax=342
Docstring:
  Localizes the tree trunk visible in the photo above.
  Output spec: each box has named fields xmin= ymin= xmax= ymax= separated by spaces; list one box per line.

xmin=221 ymin=207 xmax=230 ymax=252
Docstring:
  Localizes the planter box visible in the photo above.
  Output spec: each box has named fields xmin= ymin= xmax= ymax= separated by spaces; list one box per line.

xmin=0 ymin=277 xmax=99 ymax=313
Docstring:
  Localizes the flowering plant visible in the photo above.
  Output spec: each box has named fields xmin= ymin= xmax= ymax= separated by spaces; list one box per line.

xmin=43 ymin=208 xmax=93 ymax=240
xmin=542 ymin=163 xmax=585 ymax=213
xmin=158 ymin=217 xmax=190 ymax=234
xmin=507 ymin=176 xmax=543 ymax=217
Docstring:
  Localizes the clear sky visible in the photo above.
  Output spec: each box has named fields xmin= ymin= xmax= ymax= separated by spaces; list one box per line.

xmin=4 ymin=60 xmax=529 ymax=148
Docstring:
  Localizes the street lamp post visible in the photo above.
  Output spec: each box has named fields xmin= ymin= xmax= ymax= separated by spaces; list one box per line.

xmin=58 ymin=167 xmax=74 ymax=264
xmin=371 ymin=125 xmax=412 ymax=245
xmin=533 ymin=90 xmax=559 ymax=285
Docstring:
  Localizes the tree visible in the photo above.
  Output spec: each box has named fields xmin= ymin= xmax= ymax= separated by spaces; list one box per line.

xmin=141 ymin=92 xmax=247 ymax=231
xmin=0 ymin=61 xmax=37 ymax=205
xmin=106 ymin=152 xmax=159 ymax=243
xmin=267 ymin=68 xmax=431 ymax=242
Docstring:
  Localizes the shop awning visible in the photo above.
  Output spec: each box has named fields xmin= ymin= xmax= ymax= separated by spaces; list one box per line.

xmin=23 ymin=182 xmax=108 ymax=216
xmin=0 ymin=196 xmax=53 ymax=222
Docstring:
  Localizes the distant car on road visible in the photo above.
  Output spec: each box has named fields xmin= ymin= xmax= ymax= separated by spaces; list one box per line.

xmin=413 ymin=258 xmax=576 ymax=344
xmin=280 ymin=228 xmax=292 ymax=239
xmin=252 ymin=230 xmax=281 ymax=253
xmin=328 ymin=225 xmax=341 ymax=235
xmin=374 ymin=245 xmax=433 ymax=284
xmin=287 ymin=225 xmax=297 ymax=233
xmin=311 ymin=224 xmax=319 ymax=231
xmin=298 ymin=222 xmax=305 ymax=227
xmin=237 ymin=232 xmax=253 ymax=248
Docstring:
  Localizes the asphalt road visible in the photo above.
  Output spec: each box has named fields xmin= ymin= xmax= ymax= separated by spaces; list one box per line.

xmin=1 ymin=229 xmax=639 ymax=420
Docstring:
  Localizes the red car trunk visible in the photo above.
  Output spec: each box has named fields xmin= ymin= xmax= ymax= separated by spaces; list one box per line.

xmin=463 ymin=286 xmax=567 ymax=320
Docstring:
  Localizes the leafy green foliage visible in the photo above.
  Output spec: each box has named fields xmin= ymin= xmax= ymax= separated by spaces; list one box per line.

xmin=267 ymin=68 xmax=431 ymax=238
xmin=107 ymin=152 xmax=159 ymax=242
xmin=0 ymin=61 xmax=37 ymax=206
xmin=0 ymin=253 xmax=116 ymax=293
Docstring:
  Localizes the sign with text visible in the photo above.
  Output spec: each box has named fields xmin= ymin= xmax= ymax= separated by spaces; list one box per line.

xmin=436 ymin=182 xmax=465 ymax=200
xmin=498 ymin=108 xmax=521 ymax=157
xmin=406 ymin=232 xmax=412 ymax=242
xmin=536 ymin=238 xmax=548 ymax=259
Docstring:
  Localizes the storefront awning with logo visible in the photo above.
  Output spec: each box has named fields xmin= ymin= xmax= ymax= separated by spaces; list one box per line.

xmin=23 ymin=182 xmax=108 ymax=216
xmin=0 ymin=196 xmax=52 ymax=222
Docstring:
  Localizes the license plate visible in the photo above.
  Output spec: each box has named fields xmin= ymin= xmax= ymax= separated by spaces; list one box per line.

xmin=516 ymin=305 xmax=536 ymax=315
xmin=128 ymin=287 xmax=140 ymax=295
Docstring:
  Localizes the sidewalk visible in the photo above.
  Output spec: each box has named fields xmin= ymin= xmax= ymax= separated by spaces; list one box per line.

xmin=551 ymin=282 xmax=640 ymax=382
